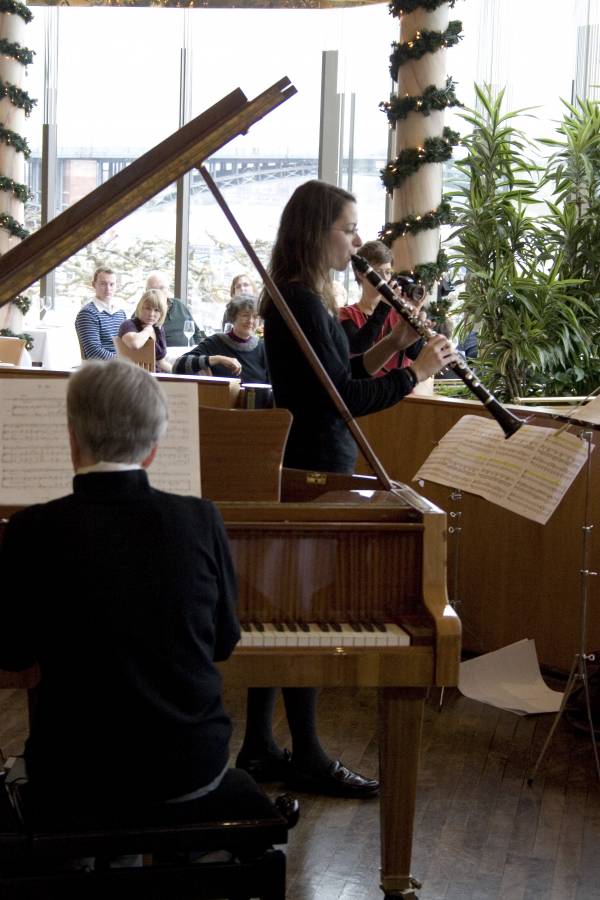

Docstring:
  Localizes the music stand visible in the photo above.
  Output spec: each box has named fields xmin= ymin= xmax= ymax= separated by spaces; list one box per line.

xmin=528 ymin=427 xmax=600 ymax=784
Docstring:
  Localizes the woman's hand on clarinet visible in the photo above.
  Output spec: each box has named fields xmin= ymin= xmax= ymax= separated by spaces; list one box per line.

xmin=411 ymin=334 xmax=458 ymax=382
xmin=388 ymin=316 xmax=420 ymax=351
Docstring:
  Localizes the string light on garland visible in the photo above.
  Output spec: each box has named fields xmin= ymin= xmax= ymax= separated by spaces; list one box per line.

xmin=380 ymin=200 xmax=455 ymax=243
xmin=380 ymin=77 xmax=461 ymax=126
xmin=381 ymin=127 xmax=460 ymax=192
xmin=389 ymin=21 xmax=462 ymax=78
xmin=0 ymin=81 xmax=36 ymax=116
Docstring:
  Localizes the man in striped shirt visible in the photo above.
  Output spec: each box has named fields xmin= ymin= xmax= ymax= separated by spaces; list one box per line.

xmin=75 ymin=267 xmax=126 ymax=360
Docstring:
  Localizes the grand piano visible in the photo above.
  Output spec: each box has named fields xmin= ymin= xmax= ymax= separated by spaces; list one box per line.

xmin=0 ymin=79 xmax=461 ymax=899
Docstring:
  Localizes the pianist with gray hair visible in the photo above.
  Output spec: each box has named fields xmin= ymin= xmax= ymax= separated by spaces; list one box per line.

xmin=0 ymin=359 xmax=240 ymax=812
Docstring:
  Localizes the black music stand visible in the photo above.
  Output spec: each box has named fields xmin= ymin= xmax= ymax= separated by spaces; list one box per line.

xmin=528 ymin=426 xmax=600 ymax=784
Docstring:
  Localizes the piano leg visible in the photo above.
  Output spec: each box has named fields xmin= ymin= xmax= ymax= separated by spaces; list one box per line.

xmin=378 ymin=687 xmax=425 ymax=899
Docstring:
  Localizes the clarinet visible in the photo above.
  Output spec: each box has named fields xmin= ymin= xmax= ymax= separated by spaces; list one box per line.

xmin=351 ymin=254 xmax=523 ymax=439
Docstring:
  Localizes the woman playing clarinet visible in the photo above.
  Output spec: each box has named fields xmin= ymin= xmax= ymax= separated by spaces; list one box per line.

xmin=235 ymin=180 xmax=457 ymax=797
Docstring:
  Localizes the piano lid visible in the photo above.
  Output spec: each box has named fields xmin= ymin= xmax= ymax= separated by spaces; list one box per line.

xmin=0 ymin=78 xmax=296 ymax=306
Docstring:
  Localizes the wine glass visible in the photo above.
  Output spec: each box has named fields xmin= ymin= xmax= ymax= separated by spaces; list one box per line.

xmin=183 ymin=319 xmax=195 ymax=348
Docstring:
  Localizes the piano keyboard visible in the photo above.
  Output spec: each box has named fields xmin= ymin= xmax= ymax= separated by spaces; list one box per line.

xmin=238 ymin=622 xmax=410 ymax=648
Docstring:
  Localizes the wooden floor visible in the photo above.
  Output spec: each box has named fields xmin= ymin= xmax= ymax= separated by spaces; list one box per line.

xmin=2 ymin=683 xmax=599 ymax=900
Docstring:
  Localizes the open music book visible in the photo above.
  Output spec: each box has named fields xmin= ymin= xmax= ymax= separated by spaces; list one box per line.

xmin=414 ymin=415 xmax=591 ymax=525
xmin=0 ymin=376 xmax=201 ymax=506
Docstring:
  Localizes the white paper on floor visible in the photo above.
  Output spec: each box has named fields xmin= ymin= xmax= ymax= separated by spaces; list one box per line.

xmin=458 ymin=639 xmax=563 ymax=715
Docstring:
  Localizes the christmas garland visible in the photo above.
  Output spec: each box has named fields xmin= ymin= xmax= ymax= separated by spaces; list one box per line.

xmin=381 ymin=127 xmax=460 ymax=192
xmin=0 ymin=124 xmax=31 ymax=159
xmin=0 ymin=81 xmax=36 ymax=116
xmin=0 ymin=38 xmax=34 ymax=67
xmin=380 ymin=78 xmax=461 ymax=126
xmin=389 ymin=0 xmax=456 ymax=14
xmin=396 ymin=249 xmax=449 ymax=289
xmin=0 ymin=212 xmax=29 ymax=240
xmin=0 ymin=0 xmax=32 ymax=22
xmin=0 ymin=326 xmax=33 ymax=349
xmin=380 ymin=200 xmax=456 ymax=242
xmin=380 ymin=3 xmax=463 ymax=289
xmin=0 ymin=175 xmax=30 ymax=203
xmin=389 ymin=21 xmax=462 ymax=79
xmin=0 ymin=4 xmax=35 ymax=259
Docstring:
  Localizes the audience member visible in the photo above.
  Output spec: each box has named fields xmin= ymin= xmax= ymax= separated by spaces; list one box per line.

xmin=118 ymin=288 xmax=172 ymax=372
xmin=222 ymin=273 xmax=259 ymax=330
xmin=146 ymin=271 xmax=204 ymax=347
xmin=75 ymin=267 xmax=126 ymax=360
xmin=174 ymin=295 xmax=266 ymax=382
xmin=341 ymin=241 xmax=424 ymax=378
xmin=0 ymin=360 xmax=240 ymax=812
xmin=230 ymin=273 xmax=257 ymax=298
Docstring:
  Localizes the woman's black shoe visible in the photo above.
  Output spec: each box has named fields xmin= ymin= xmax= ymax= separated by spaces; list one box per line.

xmin=287 ymin=759 xmax=379 ymax=798
xmin=235 ymin=749 xmax=292 ymax=782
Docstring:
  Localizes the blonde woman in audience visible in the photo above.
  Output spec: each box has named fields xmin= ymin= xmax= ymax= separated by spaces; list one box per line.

xmin=118 ymin=288 xmax=172 ymax=372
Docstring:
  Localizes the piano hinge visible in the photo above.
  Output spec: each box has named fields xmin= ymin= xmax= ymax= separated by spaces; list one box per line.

xmin=305 ymin=471 xmax=328 ymax=486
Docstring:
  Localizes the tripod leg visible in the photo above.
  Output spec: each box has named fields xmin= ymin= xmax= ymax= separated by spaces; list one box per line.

xmin=527 ymin=654 xmax=580 ymax=785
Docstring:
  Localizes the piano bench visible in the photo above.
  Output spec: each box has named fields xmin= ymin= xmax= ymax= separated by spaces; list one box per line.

xmin=0 ymin=767 xmax=296 ymax=900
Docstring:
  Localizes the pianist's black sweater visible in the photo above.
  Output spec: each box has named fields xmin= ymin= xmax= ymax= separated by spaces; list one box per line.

xmin=0 ymin=470 xmax=240 ymax=808
xmin=263 ymin=283 xmax=417 ymax=474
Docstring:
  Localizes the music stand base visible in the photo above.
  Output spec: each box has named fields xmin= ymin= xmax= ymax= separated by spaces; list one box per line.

xmin=528 ymin=650 xmax=600 ymax=785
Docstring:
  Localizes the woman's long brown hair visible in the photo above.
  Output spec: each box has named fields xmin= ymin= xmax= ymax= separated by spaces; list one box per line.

xmin=259 ymin=180 xmax=355 ymax=317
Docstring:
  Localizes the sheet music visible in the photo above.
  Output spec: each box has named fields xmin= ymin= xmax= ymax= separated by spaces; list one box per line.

xmin=414 ymin=415 xmax=590 ymax=524
xmin=560 ymin=394 xmax=600 ymax=425
xmin=0 ymin=377 xmax=201 ymax=505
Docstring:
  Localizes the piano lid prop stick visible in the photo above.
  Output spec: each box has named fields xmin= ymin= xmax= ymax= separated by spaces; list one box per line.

xmin=351 ymin=254 xmax=524 ymax=439
xmin=198 ymin=164 xmax=395 ymax=490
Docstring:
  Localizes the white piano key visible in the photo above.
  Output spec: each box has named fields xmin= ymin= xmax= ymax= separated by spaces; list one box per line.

xmin=385 ymin=623 xmax=410 ymax=646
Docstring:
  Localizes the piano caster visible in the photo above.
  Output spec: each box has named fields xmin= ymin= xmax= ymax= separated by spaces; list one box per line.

xmin=382 ymin=875 xmax=422 ymax=898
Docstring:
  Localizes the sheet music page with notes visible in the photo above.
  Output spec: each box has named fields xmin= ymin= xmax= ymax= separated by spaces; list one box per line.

xmin=0 ymin=377 xmax=200 ymax=505
xmin=414 ymin=415 xmax=590 ymax=524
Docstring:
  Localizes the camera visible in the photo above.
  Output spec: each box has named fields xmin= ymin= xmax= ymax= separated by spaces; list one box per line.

xmin=395 ymin=276 xmax=427 ymax=305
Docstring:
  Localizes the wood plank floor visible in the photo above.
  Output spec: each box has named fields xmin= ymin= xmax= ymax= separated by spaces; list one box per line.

xmin=2 ymin=683 xmax=599 ymax=899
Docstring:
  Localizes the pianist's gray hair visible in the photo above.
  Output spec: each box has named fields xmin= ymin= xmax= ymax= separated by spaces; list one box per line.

xmin=67 ymin=359 xmax=169 ymax=463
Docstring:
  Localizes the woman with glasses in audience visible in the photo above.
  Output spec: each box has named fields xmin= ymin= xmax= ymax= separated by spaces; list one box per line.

xmin=173 ymin=295 xmax=266 ymax=382
xmin=233 ymin=180 xmax=457 ymax=798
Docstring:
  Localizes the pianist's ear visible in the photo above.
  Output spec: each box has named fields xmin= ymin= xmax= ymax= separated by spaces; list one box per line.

xmin=68 ymin=426 xmax=83 ymax=471
xmin=140 ymin=443 xmax=158 ymax=470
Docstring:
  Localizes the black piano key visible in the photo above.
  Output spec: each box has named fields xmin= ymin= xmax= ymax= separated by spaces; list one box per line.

xmin=318 ymin=622 xmax=330 ymax=632
xmin=253 ymin=621 xmax=264 ymax=632
xmin=351 ymin=622 xmax=362 ymax=633
xmin=275 ymin=623 xmax=285 ymax=632
xmin=374 ymin=622 xmax=387 ymax=632
xmin=361 ymin=622 xmax=375 ymax=633
xmin=241 ymin=623 xmax=251 ymax=632
xmin=299 ymin=622 xmax=310 ymax=632
xmin=330 ymin=622 xmax=342 ymax=632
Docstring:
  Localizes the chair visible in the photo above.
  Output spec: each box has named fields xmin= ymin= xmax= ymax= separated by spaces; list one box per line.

xmin=0 ymin=337 xmax=26 ymax=366
xmin=0 ymin=769 xmax=297 ymax=900
xmin=198 ymin=406 xmax=292 ymax=502
xmin=113 ymin=336 xmax=155 ymax=371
